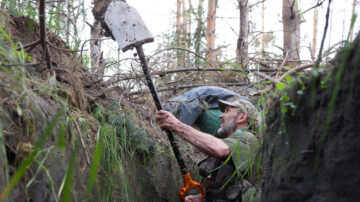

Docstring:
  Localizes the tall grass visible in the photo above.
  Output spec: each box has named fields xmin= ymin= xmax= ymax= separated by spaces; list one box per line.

xmin=0 ymin=112 xmax=61 ymax=201
xmin=0 ymin=122 xmax=11 ymax=202
xmin=88 ymin=102 xmax=156 ymax=201
xmin=85 ymin=126 xmax=103 ymax=200
xmin=59 ymin=140 xmax=78 ymax=202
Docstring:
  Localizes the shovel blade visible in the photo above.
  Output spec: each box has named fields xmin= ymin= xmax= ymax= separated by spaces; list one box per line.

xmin=105 ymin=1 xmax=154 ymax=52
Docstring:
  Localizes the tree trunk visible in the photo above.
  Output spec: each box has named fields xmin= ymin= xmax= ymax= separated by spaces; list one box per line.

xmin=176 ymin=0 xmax=184 ymax=68
xmin=66 ymin=1 xmax=71 ymax=44
xmin=312 ymin=7 xmax=318 ymax=60
xmin=236 ymin=0 xmax=249 ymax=68
xmin=282 ymin=0 xmax=301 ymax=66
xmin=181 ymin=0 xmax=189 ymax=63
xmin=187 ymin=0 xmax=192 ymax=60
xmin=181 ymin=0 xmax=187 ymax=44
xmin=328 ymin=1 xmax=333 ymax=49
xmin=206 ymin=0 xmax=216 ymax=67
xmin=194 ymin=0 xmax=205 ymax=68
xmin=90 ymin=20 xmax=105 ymax=79
xmin=349 ymin=0 xmax=356 ymax=41
xmin=261 ymin=0 xmax=265 ymax=59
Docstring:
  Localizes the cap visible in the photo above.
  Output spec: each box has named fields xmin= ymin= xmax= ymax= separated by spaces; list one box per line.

xmin=218 ymin=99 xmax=262 ymax=128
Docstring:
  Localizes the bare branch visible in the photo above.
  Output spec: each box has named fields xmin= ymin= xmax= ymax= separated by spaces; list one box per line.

xmin=129 ymin=82 xmax=249 ymax=95
xmin=300 ymin=0 xmax=326 ymax=16
xmin=314 ymin=0 xmax=332 ymax=68
xmin=249 ymin=0 xmax=267 ymax=9
xmin=80 ymin=38 xmax=109 ymax=63
xmin=251 ymin=63 xmax=314 ymax=95
xmin=48 ymin=42 xmax=85 ymax=52
xmin=253 ymin=71 xmax=282 ymax=84
xmin=152 ymin=47 xmax=206 ymax=60
xmin=0 ymin=62 xmax=41 ymax=67
xmin=102 ymin=67 xmax=282 ymax=86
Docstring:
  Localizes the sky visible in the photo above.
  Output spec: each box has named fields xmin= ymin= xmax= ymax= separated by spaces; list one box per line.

xmin=84 ymin=0 xmax=360 ymax=65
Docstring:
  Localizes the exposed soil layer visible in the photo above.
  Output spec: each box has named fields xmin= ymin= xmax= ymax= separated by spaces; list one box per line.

xmin=0 ymin=14 xmax=203 ymax=201
xmin=262 ymin=35 xmax=360 ymax=202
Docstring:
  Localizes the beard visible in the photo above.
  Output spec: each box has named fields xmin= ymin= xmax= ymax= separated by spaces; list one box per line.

xmin=216 ymin=118 xmax=236 ymax=138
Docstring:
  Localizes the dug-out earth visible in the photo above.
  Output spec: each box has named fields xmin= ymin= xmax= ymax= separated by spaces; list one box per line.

xmin=262 ymin=35 xmax=360 ymax=202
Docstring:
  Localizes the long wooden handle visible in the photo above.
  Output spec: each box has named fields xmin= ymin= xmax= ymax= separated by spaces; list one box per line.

xmin=135 ymin=45 xmax=187 ymax=175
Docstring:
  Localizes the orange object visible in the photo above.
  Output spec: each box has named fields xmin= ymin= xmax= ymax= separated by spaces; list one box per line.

xmin=179 ymin=172 xmax=205 ymax=201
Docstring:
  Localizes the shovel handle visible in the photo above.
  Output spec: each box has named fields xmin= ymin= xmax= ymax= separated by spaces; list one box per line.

xmin=179 ymin=173 xmax=205 ymax=201
xmin=136 ymin=45 xmax=205 ymax=201
xmin=135 ymin=45 xmax=188 ymax=174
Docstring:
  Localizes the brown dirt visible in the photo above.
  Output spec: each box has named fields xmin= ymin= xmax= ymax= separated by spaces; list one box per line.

xmin=262 ymin=34 xmax=360 ymax=202
xmin=0 ymin=13 xmax=202 ymax=202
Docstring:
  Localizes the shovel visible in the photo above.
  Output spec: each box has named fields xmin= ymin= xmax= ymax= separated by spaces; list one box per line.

xmin=104 ymin=1 xmax=204 ymax=201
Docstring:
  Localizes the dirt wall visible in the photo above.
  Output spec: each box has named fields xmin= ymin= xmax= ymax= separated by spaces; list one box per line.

xmin=262 ymin=35 xmax=360 ymax=202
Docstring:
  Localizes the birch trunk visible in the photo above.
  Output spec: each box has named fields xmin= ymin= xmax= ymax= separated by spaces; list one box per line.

xmin=282 ymin=0 xmax=301 ymax=66
xmin=90 ymin=21 xmax=105 ymax=79
xmin=312 ymin=7 xmax=318 ymax=60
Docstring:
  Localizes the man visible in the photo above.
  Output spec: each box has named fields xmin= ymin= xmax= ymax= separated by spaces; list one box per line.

xmin=155 ymin=99 xmax=261 ymax=202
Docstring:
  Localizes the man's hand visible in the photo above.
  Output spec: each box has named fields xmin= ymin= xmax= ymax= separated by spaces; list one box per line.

xmin=184 ymin=194 xmax=203 ymax=202
xmin=155 ymin=110 xmax=181 ymax=131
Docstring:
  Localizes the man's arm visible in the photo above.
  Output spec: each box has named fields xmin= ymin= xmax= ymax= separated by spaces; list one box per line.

xmin=155 ymin=110 xmax=230 ymax=159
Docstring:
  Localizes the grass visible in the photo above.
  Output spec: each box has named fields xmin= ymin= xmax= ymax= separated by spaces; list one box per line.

xmin=89 ymin=102 xmax=156 ymax=201
xmin=0 ymin=112 xmax=60 ymax=201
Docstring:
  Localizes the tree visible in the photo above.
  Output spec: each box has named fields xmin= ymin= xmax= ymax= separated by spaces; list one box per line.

xmin=194 ymin=0 xmax=205 ymax=68
xmin=312 ymin=6 xmax=318 ymax=60
xmin=261 ymin=0 xmax=265 ymax=58
xmin=282 ymin=0 xmax=301 ymax=66
xmin=90 ymin=20 xmax=105 ymax=79
xmin=236 ymin=0 xmax=249 ymax=68
xmin=349 ymin=0 xmax=356 ymax=41
xmin=186 ymin=0 xmax=193 ymax=60
xmin=206 ymin=0 xmax=216 ymax=67
xmin=176 ymin=0 xmax=185 ymax=68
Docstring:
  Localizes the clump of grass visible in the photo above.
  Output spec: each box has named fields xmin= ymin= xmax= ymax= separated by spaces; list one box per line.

xmin=88 ymin=102 xmax=156 ymax=201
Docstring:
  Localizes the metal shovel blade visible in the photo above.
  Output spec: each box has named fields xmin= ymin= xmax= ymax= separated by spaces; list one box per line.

xmin=105 ymin=1 xmax=154 ymax=52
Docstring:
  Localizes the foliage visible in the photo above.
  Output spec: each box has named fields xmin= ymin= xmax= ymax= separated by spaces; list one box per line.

xmin=0 ymin=0 xmax=87 ymax=49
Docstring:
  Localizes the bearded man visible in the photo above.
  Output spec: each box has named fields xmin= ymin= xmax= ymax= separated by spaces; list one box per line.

xmin=155 ymin=99 xmax=261 ymax=202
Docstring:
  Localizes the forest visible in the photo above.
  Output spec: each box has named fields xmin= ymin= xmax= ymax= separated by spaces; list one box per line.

xmin=0 ymin=0 xmax=359 ymax=202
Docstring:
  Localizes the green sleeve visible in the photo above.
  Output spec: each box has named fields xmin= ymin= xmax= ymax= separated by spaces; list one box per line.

xmin=222 ymin=132 xmax=259 ymax=177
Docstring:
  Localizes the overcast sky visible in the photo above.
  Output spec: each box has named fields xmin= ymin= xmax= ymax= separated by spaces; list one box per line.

xmin=85 ymin=0 xmax=360 ymax=63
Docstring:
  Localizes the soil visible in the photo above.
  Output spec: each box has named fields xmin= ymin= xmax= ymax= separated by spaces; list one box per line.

xmin=262 ymin=35 xmax=360 ymax=202
xmin=0 ymin=13 xmax=203 ymax=202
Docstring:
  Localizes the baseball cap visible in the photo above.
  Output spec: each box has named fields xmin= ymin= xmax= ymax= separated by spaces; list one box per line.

xmin=218 ymin=99 xmax=262 ymax=128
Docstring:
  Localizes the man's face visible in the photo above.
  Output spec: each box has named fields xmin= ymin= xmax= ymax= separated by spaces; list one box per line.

xmin=217 ymin=106 xmax=239 ymax=138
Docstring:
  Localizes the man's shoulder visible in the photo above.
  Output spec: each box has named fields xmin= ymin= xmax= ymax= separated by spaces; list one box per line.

xmin=227 ymin=131 xmax=258 ymax=145
xmin=222 ymin=131 xmax=259 ymax=155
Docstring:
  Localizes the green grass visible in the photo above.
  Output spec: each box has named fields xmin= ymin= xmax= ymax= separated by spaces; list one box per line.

xmin=0 ymin=112 xmax=61 ymax=201
xmin=85 ymin=126 xmax=103 ymax=200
